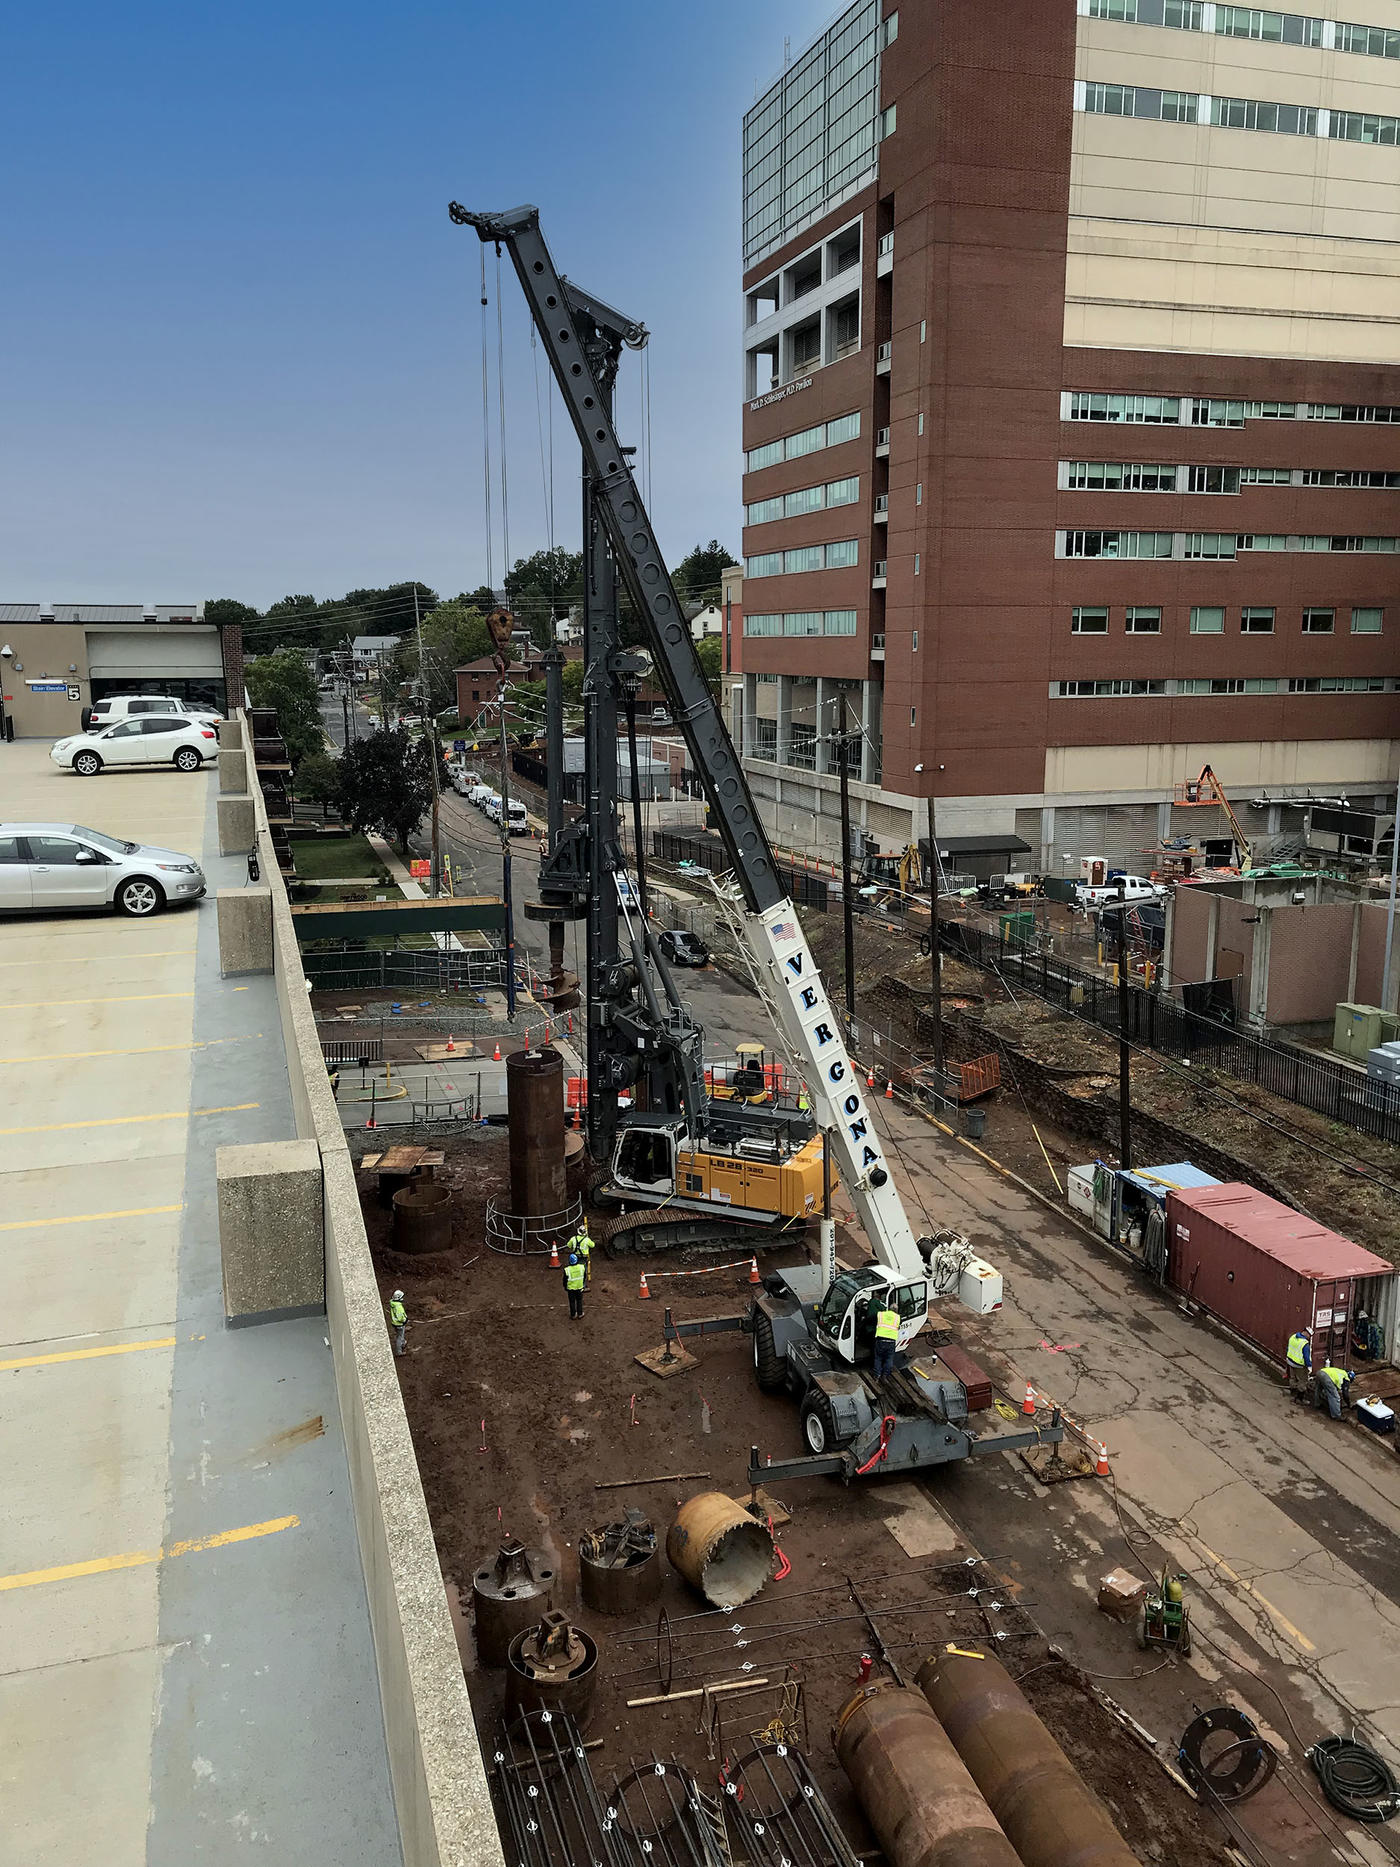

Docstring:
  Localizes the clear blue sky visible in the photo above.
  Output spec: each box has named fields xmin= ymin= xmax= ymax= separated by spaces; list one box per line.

xmin=1 ymin=1 xmax=826 ymax=609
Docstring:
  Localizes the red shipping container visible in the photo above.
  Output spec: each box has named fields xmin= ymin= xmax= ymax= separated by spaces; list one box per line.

xmin=1166 ymin=1183 xmax=1392 ymax=1369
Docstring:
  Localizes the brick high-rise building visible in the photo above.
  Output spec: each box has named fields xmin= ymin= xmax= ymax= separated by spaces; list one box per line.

xmin=733 ymin=0 xmax=1400 ymax=877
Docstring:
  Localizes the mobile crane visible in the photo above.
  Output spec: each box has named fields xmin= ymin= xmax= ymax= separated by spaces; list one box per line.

xmin=449 ymin=207 xmax=1036 ymax=1481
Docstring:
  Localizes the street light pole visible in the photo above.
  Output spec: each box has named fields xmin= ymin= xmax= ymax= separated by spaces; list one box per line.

xmin=414 ymin=586 xmax=442 ymax=897
xmin=1383 ymin=769 xmax=1400 ymax=1012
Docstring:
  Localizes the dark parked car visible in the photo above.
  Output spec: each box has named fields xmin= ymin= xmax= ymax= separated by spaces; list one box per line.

xmin=658 ymin=928 xmax=710 ymax=967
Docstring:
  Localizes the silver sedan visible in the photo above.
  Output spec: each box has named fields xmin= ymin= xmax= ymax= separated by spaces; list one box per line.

xmin=0 ymin=822 xmax=206 ymax=917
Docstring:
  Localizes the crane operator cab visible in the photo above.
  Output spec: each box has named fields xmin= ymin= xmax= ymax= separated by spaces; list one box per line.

xmin=814 ymin=1266 xmax=926 ymax=1364
xmin=604 ymin=1115 xmax=827 ymax=1225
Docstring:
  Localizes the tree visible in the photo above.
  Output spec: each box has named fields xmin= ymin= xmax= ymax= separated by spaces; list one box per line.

xmin=293 ymin=749 xmax=342 ymax=813
xmin=205 ymin=597 xmax=259 ymax=629
xmin=391 ymin=599 xmax=493 ymax=715
xmin=336 ymin=727 xmax=436 ymax=854
xmin=504 ymin=548 xmax=583 ymax=649
xmin=457 ymin=585 xmax=500 ymax=613
xmin=560 ymin=657 xmax=585 ymax=704
xmin=695 ymin=635 xmax=722 ymax=694
xmin=673 ymin=540 xmax=738 ymax=609
xmin=244 ymin=648 xmax=324 ymax=767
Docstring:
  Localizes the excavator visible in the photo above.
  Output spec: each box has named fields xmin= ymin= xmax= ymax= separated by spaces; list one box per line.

xmin=449 ymin=205 xmax=1042 ymax=1482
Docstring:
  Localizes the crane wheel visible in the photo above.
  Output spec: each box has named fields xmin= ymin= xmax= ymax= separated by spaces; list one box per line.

xmin=752 ymin=1310 xmax=784 ymax=1394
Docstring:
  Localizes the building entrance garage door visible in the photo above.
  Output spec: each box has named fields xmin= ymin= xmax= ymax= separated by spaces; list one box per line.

xmin=86 ymin=627 xmax=226 ymax=714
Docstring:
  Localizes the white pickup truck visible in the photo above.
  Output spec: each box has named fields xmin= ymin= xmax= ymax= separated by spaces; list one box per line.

xmin=1077 ymin=872 xmax=1167 ymax=910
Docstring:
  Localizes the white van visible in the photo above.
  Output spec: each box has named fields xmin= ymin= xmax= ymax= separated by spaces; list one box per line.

xmin=506 ymin=799 xmax=529 ymax=836
xmin=84 ymin=694 xmax=222 ymax=732
xmin=482 ymin=793 xmax=503 ymax=823
xmin=467 ymin=782 xmax=494 ymax=808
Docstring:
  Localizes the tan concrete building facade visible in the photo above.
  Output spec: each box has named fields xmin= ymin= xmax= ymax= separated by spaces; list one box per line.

xmin=734 ymin=0 xmax=1400 ymax=875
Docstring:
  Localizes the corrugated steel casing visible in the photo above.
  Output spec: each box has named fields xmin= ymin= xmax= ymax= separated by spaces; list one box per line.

xmin=1166 ymin=1183 xmax=1394 ymax=1368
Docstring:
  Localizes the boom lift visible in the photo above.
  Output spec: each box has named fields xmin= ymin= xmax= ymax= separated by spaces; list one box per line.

xmin=1172 ymin=764 xmax=1253 ymax=871
xmin=450 ymin=207 xmax=1033 ymax=1479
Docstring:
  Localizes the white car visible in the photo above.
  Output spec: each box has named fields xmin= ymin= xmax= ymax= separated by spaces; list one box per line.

xmin=84 ymin=693 xmax=222 ymax=731
xmin=51 ymin=715 xmax=219 ymax=777
xmin=0 ymin=822 xmax=206 ymax=916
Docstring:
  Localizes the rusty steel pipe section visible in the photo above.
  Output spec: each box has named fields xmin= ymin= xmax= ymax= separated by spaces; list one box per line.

xmin=916 ymin=1646 xmax=1139 ymax=1867
xmin=507 ymin=1046 xmax=568 ymax=1219
xmin=832 ymin=1683 xmax=1022 ymax=1867
xmin=667 ymin=1494 xmax=773 ymax=1609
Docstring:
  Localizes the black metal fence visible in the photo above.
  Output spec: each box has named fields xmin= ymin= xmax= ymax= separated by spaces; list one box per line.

xmin=301 ymin=944 xmax=511 ymax=994
xmin=651 ymin=829 xmax=830 ymax=910
xmin=944 ymin=919 xmax=1400 ymax=1146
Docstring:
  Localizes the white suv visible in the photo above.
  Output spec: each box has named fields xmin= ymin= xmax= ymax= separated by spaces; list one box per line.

xmin=84 ymin=694 xmax=222 ymax=732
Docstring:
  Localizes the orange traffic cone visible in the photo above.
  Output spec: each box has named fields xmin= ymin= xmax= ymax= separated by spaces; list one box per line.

xmin=365 ymin=1113 xmax=377 ymax=1130
xmin=749 ymin=1256 xmax=761 ymax=1285
xmin=1022 ymin=1383 xmax=1036 ymax=1417
xmin=492 ymin=1040 xmax=502 ymax=1061
xmin=884 ymin=1080 xmax=894 ymax=1099
xmin=639 ymin=1271 xmax=650 ymax=1300
xmin=1095 ymin=1440 xmax=1111 ymax=1477
xmin=866 ymin=1069 xmax=875 ymax=1089
xmin=446 ymin=1033 xmax=456 ymax=1053
xmin=549 ymin=1238 xmax=560 ymax=1268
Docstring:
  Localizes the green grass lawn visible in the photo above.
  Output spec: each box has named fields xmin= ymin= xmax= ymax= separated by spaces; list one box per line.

xmin=288 ymin=832 xmax=384 ymax=881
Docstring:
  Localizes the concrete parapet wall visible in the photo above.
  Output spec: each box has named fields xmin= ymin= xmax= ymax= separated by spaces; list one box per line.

xmin=216 ymin=886 xmax=273 ymax=975
xmin=219 ymin=745 xmax=248 ymax=794
xmin=216 ymin=1138 xmax=325 ymax=1323
xmin=244 ymin=715 xmax=502 ymax=1867
xmin=217 ymin=792 xmax=256 ymax=856
xmin=218 ymin=716 xmax=243 ymax=750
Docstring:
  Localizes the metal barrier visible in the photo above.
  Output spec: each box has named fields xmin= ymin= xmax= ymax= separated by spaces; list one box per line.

xmin=651 ymin=829 xmax=829 ymax=910
xmin=943 ymin=919 xmax=1400 ymax=1145
xmin=302 ymin=944 xmax=512 ymax=994
xmin=484 ymin=1193 xmax=586 ymax=1256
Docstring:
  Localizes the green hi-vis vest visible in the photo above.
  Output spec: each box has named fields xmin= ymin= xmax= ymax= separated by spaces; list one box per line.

xmin=1286 ymin=1332 xmax=1309 ymax=1366
xmin=1322 ymin=1364 xmax=1349 ymax=1389
xmin=565 ymin=1262 xmax=586 ymax=1291
xmin=875 ymin=1308 xmax=900 ymax=1342
xmin=389 ymin=1301 xmax=407 ymax=1326
xmin=569 ymin=1232 xmax=592 ymax=1257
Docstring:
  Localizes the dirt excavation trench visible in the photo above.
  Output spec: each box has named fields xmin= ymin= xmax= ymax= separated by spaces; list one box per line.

xmin=362 ymin=1128 xmax=1230 ymax=1867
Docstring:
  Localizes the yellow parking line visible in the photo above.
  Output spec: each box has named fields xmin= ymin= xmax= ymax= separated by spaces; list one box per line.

xmin=11 ymin=991 xmax=194 ymax=1009
xmin=0 ymin=1514 xmax=300 ymax=1593
xmin=0 ymin=1102 xmax=258 ymax=1137
xmin=0 ymin=948 xmax=197 ymax=968
xmin=0 ymin=1034 xmax=260 ymax=1064
xmin=0 ymin=1203 xmax=184 ymax=1233
xmin=0 ymin=1335 xmax=177 ymax=1373
xmin=1198 ymin=1539 xmax=1317 ymax=1654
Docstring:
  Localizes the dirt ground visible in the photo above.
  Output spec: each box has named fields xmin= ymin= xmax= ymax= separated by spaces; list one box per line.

xmin=365 ymin=1130 xmax=1228 ymax=1867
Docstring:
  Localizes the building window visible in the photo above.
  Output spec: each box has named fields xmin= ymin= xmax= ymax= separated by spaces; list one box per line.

xmin=1126 ymin=607 xmax=1161 ymax=633
xmin=1055 ymin=678 xmax=1167 ymax=696
xmin=1352 ymin=607 xmax=1384 ymax=634
xmin=915 ymin=482 xmax=923 ymax=505
xmin=825 ymin=539 xmax=860 ymax=568
xmin=917 ymin=412 xmax=925 ymax=434
xmin=754 ymin=672 xmax=779 ymax=684
xmin=910 ymin=705 xmax=916 ymax=725
xmin=746 ymin=552 xmax=784 ymax=579
xmin=826 ymin=476 xmax=860 ymax=507
xmin=1336 ymin=22 xmax=1400 ymax=58
xmin=1240 ymin=466 xmax=1293 ymax=484
xmin=743 ymin=613 xmax=781 ymax=636
xmin=1184 ymin=533 xmax=1236 ymax=559
xmin=744 ymin=610 xmax=854 ymax=637
xmin=745 ymin=412 xmax=861 ymax=474
xmin=1237 ymin=534 xmax=1288 ymax=551
xmin=1066 ymin=460 xmax=1178 ymax=490
xmin=914 ymin=552 xmax=920 ymax=574
xmin=782 ymin=611 xmax=823 ymax=636
xmin=1178 ymin=677 xmax=1282 ymax=694
xmin=1190 ymin=606 xmax=1225 ymax=633
xmin=882 ymin=9 xmax=899 ymax=44
xmin=746 ymin=494 xmax=785 ymax=525
xmin=1067 ymin=392 xmax=1181 ymax=424
xmin=824 ymin=610 xmax=857 ymax=635
xmin=1288 ymin=675 xmax=1393 ymax=693
xmin=1088 ymin=0 xmax=1137 ymax=17
xmin=1301 ymin=469 xmax=1400 ymax=487
xmin=1187 ymin=465 xmax=1241 ymax=493
xmin=1072 ymin=607 xmax=1110 ymax=634
xmin=1302 ymin=608 xmax=1334 ymax=633
xmin=919 ymin=319 xmax=926 ymax=342
xmin=912 ymin=630 xmax=918 ymax=651
xmin=1241 ymin=608 xmax=1274 ymax=633
xmin=1065 ymin=530 xmax=1174 ymax=558
xmin=752 ymin=720 xmax=778 ymax=762
xmin=1330 ymin=110 xmax=1400 ymax=145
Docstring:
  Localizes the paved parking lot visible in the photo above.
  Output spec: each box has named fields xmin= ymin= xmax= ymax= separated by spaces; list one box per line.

xmin=0 ymin=742 xmax=400 ymax=1864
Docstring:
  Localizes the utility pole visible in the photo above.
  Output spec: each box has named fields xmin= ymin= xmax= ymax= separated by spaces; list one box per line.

xmin=836 ymin=692 xmax=856 ymax=1026
xmin=926 ymin=794 xmax=944 ymax=1085
xmin=1111 ymin=898 xmax=1132 ymax=1169
xmin=414 ymin=586 xmax=442 ymax=896
xmin=1383 ymin=767 xmax=1400 ymax=1012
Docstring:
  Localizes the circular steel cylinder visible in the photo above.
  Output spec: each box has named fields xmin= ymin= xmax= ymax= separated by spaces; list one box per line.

xmin=505 ymin=1611 xmax=600 ymax=1730
xmin=391 ymin=1181 xmax=452 ymax=1253
xmin=579 ymin=1516 xmax=664 ymax=1615
xmin=471 ymin=1540 xmax=556 ymax=1667
xmin=833 ymin=1683 xmax=1021 ymax=1867
xmin=916 ymin=1647 xmax=1139 ymax=1867
xmin=507 ymin=1047 xmax=568 ymax=1219
xmin=666 ymin=1494 xmax=773 ymax=1608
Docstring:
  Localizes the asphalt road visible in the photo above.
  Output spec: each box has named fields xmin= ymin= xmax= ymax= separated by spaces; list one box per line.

xmin=319 ymin=691 xmax=373 ymax=749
